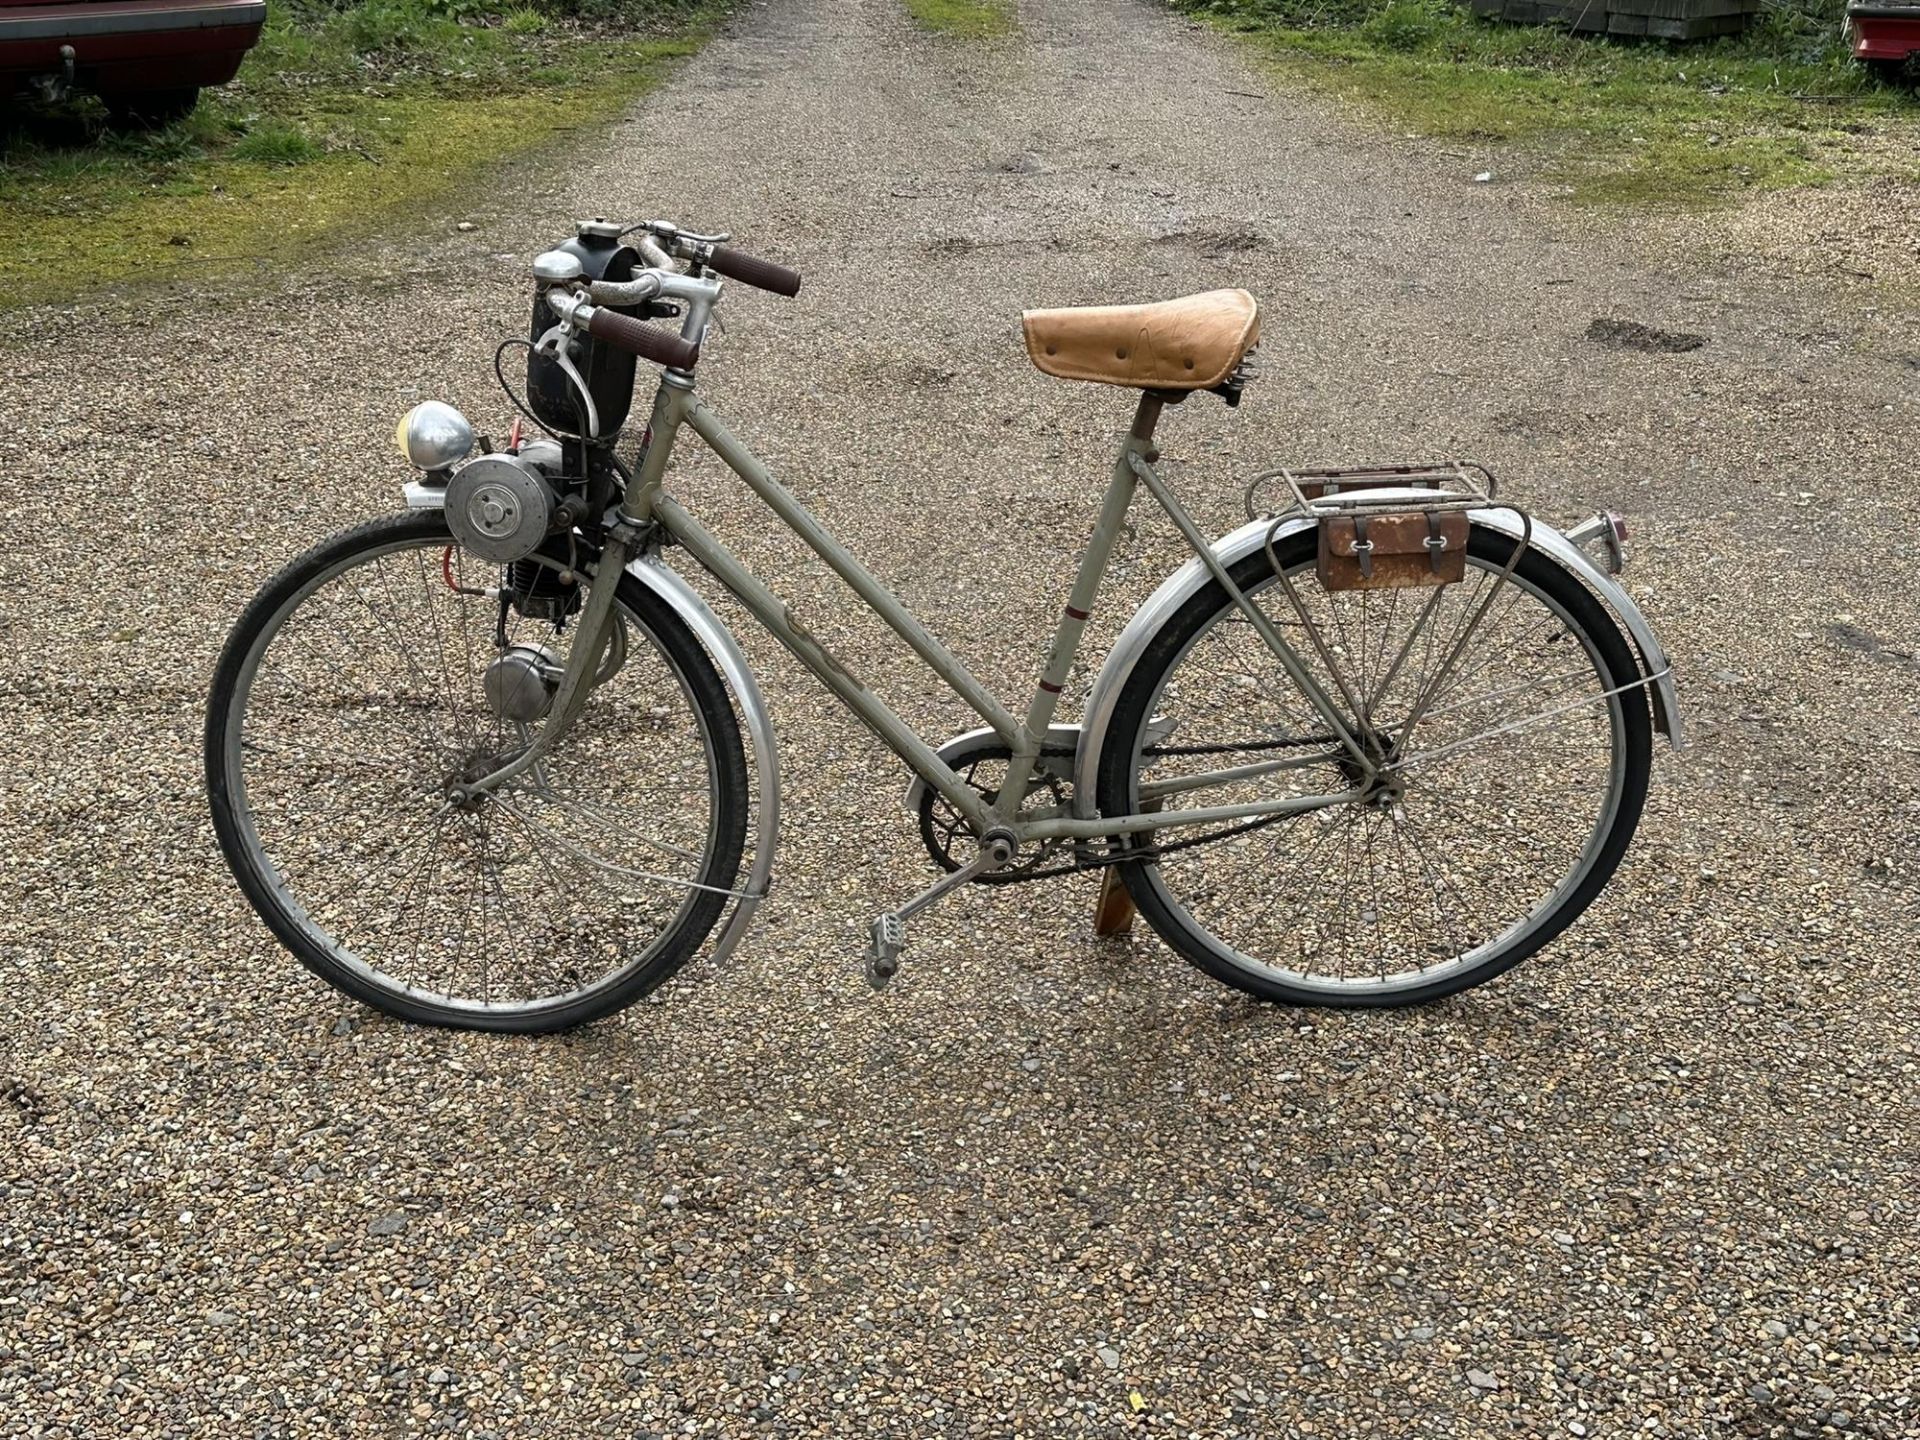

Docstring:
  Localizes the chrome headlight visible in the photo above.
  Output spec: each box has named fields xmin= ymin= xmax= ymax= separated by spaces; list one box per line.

xmin=394 ymin=401 xmax=475 ymax=472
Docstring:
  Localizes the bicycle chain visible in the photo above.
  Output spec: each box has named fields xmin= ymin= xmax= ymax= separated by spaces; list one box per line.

xmin=933 ymin=736 xmax=1345 ymax=886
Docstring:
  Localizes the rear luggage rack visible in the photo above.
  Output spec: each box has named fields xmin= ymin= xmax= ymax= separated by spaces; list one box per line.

xmin=1243 ymin=461 xmax=1500 ymax=523
xmin=1235 ymin=461 xmax=1534 ymax=732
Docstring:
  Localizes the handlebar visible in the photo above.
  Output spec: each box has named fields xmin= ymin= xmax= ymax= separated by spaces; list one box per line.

xmin=706 ymin=246 xmax=802 ymax=298
xmin=585 ymin=306 xmax=701 ymax=371
xmin=621 ymin=219 xmax=802 ymax=297
xmin=537 ymin=222 xmax=799 ymax=377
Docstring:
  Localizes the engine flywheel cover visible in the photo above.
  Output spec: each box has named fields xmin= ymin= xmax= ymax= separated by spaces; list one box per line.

xmin=445 ymin=454 xmax=554 ymax=563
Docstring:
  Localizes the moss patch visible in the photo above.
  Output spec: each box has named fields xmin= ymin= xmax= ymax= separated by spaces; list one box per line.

xmin=903 ymin=0 xmax=1017 ymax=39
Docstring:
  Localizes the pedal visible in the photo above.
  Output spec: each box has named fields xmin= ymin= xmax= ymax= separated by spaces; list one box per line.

xmin=866 ymin=914 xmax=906 ymax=990
xmin=858 ymin=827 xmax=1017 ymax=992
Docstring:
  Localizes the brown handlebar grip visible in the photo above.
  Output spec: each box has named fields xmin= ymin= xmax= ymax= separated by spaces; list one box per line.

xmin=707 ymin=246 xmax=802 ymax=298
xmin=586 ymin=308 xmax=701 ymax=370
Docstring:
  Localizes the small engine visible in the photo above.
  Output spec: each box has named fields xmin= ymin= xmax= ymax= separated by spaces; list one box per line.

xmin=506 ymin=538 xmax=584 ymax=622
xmin=444 ymin=453 xmax=559 ymax=563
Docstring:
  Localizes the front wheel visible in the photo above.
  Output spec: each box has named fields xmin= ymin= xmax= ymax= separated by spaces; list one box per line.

xmin=1095 ymin=527 xmax=1652 ymax=1006
xmin=206 ymin=512 xmax=749 ymax=1032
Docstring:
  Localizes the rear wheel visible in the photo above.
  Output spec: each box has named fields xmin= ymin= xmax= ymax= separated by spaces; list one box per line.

xmin=206 ymin=512 xmax=749 ymax=1032
xmin=1095 ymin=528 xmax=1652 ymax=1006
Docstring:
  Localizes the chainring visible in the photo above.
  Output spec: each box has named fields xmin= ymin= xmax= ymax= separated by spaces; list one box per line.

xmin=916 ymin=738 xmax=1069 ymax=883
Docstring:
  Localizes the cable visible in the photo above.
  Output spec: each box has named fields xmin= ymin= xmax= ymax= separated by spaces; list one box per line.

xmin=494 ymin=337 xmax=585 ymax=443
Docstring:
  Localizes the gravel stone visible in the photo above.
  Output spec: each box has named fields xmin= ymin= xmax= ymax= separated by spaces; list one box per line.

xmin=2 ymin=0 xmax=1917 ymax=1436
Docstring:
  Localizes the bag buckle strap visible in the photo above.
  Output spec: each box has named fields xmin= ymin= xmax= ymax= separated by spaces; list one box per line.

xmin=1424 ymin=511 xmax=1449 ymax=573
xmin=1348 ymin=515 xmax=1374 ymax=579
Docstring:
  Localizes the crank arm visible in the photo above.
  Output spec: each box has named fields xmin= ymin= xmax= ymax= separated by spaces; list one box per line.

xmin=866 ymin=830 xmax=1016 ymax=989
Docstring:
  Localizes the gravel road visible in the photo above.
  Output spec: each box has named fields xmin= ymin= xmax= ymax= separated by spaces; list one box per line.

xmin=4 ymin=0 xmax=1917 ymax=1435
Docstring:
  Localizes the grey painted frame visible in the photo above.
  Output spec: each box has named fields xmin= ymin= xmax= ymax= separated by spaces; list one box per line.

xmin=620 ymin=378 xmax=1368 ymax=850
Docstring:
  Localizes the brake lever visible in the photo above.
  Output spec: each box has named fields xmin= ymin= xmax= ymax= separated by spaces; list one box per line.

xmin=534 ymin=318 xmax=601 ymax=439
xmin=623 ymin=218 xmax=733 ymax=253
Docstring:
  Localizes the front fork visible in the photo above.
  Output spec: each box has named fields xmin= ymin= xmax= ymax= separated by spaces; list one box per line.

xmin=446 ymin=377 xmax=691 ymax=807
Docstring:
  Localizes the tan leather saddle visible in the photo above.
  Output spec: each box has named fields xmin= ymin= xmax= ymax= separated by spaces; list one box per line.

xmin=1021 ymin=289 xmax=1259 ymax=392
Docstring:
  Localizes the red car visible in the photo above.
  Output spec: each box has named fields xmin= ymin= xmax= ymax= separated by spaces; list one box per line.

xmin=1847 ymin=3 xmax=1920 ymax=79
xmin=0 ymin=0 xmax=264 ymax=125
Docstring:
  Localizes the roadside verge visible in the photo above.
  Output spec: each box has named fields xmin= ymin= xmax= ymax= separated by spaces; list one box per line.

xmin=0 ymin=0 xmax=732 ymax=309
xmin=1168 ymin=0 xmax=1919 ymax=209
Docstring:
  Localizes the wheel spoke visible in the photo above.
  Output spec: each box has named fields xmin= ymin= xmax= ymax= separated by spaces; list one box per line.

xmin=1119 ymin=535 xmax=1642 ymax=1001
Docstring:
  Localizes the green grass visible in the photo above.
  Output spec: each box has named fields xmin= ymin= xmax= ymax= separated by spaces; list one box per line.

xmin=0 ymin=0 xmax=728 ymax=307
xmin=903 ymin=0 xmax=1017 ymax=39
xmin=228 ymin=119 xmax=325 ymax=166
xmin=1169 ymin=0 xmax=1918 ymax=207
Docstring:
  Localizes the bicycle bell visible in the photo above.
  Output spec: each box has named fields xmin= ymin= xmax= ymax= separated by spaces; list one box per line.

xmin=444 ymin=452 xmax=557 ymax=563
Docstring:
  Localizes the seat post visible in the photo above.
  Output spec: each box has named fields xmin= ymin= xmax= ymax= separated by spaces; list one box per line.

xmin=1129 ymin=390 xmax=1166 ymax=448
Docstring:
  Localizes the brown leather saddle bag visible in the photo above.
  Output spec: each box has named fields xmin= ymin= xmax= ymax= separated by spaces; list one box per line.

xmin=1317 ymin=511 xmax=1469 ymax=592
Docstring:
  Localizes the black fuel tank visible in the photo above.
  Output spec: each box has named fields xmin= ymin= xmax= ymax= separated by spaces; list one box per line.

xmin=526 ymin=219 xmax=661 ymax=437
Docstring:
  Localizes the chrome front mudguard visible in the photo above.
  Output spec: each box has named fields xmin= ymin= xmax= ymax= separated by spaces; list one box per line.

xmin=626 ymin=556 xmax=779 ymax=965
xmin=1071 ymin=493 xmax=1682 ymax=822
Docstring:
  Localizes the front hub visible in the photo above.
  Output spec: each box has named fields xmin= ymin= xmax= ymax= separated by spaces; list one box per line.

xmin=444 ymin=752 xmax=509 ymax=812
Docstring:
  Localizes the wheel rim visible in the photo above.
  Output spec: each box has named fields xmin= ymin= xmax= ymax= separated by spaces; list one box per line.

xmin=221 ymin=533 xmax=726 ymax=1020
xmin=1126 ymin=550 xmax=1631 ymax=997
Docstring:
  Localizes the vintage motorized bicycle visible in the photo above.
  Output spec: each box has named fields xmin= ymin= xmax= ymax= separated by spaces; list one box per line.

xmin=205 ymin=217 xmax=1681 ymax=1032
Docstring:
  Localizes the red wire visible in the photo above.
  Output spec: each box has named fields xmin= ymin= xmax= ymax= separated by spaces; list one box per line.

xmin=442 ymin=545 xmax=459 ymax=591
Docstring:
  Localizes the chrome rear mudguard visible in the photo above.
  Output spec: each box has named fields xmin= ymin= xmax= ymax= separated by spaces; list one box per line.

xmin=1071 ymin=494 xmax=1682 ymax=822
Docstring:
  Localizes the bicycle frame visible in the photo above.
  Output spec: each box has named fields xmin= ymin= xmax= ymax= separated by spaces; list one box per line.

xmin=611 ymin=374 xmax=1370 ymax=850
